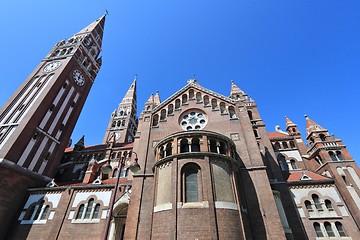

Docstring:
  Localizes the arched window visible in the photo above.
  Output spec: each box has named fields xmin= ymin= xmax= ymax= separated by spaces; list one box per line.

xmin=182 ymin=164 xmax=200 ymax=203
xmin=159 ymin=146 xmax=165 ymax=159
xmin=290 ymin=160 xmax=297 ymax=170
xmin=273 ymin=142 xmax=281 ymax=151
xmin=160 ymin=109 xmax=166 ymax=121
xmin=211 ymin=99 xmax=218 ymax=110
xmin=209 ymin=139 xmax=217 ymax=153
xmin=168 ymin=104 xmax=174 ymax=115
xmin=76 ymin=204 xmax=85 ymax=219
xmin=336 ymin=151 xmax=343 ymax=160
xmin=40 ymin=205 xmax=50 ymax=220
xmin=182 ymin=94 xmax=188 ymax=104
xmin=342 ymin=175 xmax=350 ymax=186
xmin=312 ymin=194 xmax=322 ymax=210
xmin=305 ymin=200 xmax=312 ymax=211
xmin=189 ymin=89 xmax=195 ymax=99
xmin=335 ymin=222 xmax=346 ymax=237
xmin=324 ymin=222 xmax=335 ymax=237
xmin=277 ymin=154 xmax=289 ymax=171
xmin=191 ymin=138 xmax=200 ymax=152
xmin=253 ymin=130 xmax=259 ymax=138
xmin=77 ymin=198 xmax=101 ymax=220
xmin=220 ymin=102 xmax=226 ymax=114
xmin=228 ymin=106 xmax=236 ymax=119
xmin=152 ymin=114 xmax=159 ymax=126
xmin=290 ymin=141 xmax=296 ymax=148
xmin=120 ymin=165 xmax=126 ymax=177
xmin=315 ymin=156 xmax=323 ymax=166
xmin=165 ymin=142 xmax=172 ymax=157
xmin=319 ymin=134 xmax=326 ymax=141
xmin=247 ymin=110 xmax=253 ymax=120
xmin=313 ymin=222 xmax=324 ymax=237
xmin=219 ymin=141 xmax=227 ymax=155
xmin=329 ymin=151 xmax=337 ymax=161
xmin=325 ymin=200 xmax=333 ymax=210
xmin=117 ymin=152 xmax=122 ymax=159
xmin=180 ymin=139 xmax=189 ymax=153
xmin=196 ymin=92 xmax=202 ymax=103
xmin=282 ymin=142 xmax=288 ymax=149
xmin=203 ymin=95 xmax=209 ymax=106
xmin=112 ymin=168 xmax=118 ymax=178
xmin=175 ymin=99 xmax=181 ymax=109
xmin=112 ymin=121 xmax=116 ymax=127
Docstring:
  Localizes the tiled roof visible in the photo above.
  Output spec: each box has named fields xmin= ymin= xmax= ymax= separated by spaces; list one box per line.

xmin=64 ymin=142 xmax=134 ymax=153
xmin=286 ymin=170 xmax=332 ymax=183
xmin=268 ymin=132 xmax=291 ymax=139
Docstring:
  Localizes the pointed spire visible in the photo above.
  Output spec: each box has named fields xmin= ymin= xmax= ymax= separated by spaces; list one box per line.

xmin=305 ymin=115 xmax=325 ymax=136
xmin=285 ymin=116 xmax=296 ymax=127
xmin=147 ymin=93 xmax=154 ymax=103
xmin=120 ymin=76 xmax=137 ymax=105
xmin=230 ymin=80 xmax=244 ymax=95
xmin=74 ymin=135 xmax=85 ymax=151
xmin=76 ymin=15 xmax=106 ymax=39
xmin=154 ymin=90 xmax=161 ymax=105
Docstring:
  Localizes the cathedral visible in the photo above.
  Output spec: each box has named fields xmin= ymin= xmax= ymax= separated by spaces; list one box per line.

xmin=0 ymin=15 xmax=360 ymax=240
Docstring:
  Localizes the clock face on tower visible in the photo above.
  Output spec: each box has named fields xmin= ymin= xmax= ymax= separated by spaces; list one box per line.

xmin=43 ymin=61 xmax=61 ymax=72
xmin=72 ymin=69 xmax=85 ymax=86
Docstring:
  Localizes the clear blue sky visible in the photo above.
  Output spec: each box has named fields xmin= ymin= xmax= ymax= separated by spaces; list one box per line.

xmin=1 ymin=1 xmax=359 ymax=163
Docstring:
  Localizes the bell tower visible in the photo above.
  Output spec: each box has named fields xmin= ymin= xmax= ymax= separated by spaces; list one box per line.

xmin=0 ymin=15 xmax=106 ymax=239
xmin=103 ymin=76 xmax=138 ymax=144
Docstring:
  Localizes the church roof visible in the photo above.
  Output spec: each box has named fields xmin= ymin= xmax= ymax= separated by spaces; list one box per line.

xmin=268 ymin=132 xmax=291 ymax=139
xmin=286 ymin=170 xmax=333 ymax=184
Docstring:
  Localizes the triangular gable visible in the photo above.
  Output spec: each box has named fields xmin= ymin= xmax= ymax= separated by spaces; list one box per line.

xmin=92 ymin=176 xmax=102 ymax=185
xmin=153 ymin=80 xmax=236 ymax=112
xmin=300 ymin=172 xmax=312 ymax=181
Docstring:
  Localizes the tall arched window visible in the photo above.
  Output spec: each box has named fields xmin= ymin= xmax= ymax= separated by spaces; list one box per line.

xmin=220 ymin=102 xmax=226 ymax=114
xmin=152 ymin=114 xmax=159 ymax=127
xmin=282 ymin=142 xmax=288 ymax=149
xmin=335 ymin=222 xmax=346 ymax=236
xmin=182 ymin=94 xmax=188 ymax=104
xmin=165 ymin=142 xmax=172 ymax=156
xmin=175 ymin=99 xmax=181 ymax=109
xmin=273 ymin=142 xmax=281 ymax=151
xmin=76 ymin=198 xmax=101 ymax=220
xmin=191 ymin=138 xmax=200 ymax=152
xmin=277 ymin=154 xmax=289 ymax=171
xmin=189 ymin=89 xmax=195 ymax=99
xmin=336 ymin=151 xmax=343 ymax=160
xmin=324 ymin=222 xmax=335 ymax=237
xmin=228 ymin=106 xmax=236 ymax=119
xmin=160 ymin=109 xmax=166 ymax=121
xmin=180 ymin=139 xmax=189 ymax=153
xmin=305 ymin=200 xmax=312 ymax=211
xmin=211 ymin=99 xmax=218 ymax=110
xmin=247 ymin=110 xmax=253 ymax=120
xmin=290 ymin=160 xmax=297 ymax=170
xmin=168 ymin=104 xmax=174 ymax=115
xmin=329 ymin=151 xmax=337 ymax=161
xmin=182 ymin=164 xmax=200 ymax=203
xmin=325 ymin=200 xmax=333 ymax=210
xmin=312 ymin=194 xmax=322 ymax=210
xmin=120 ymin=165 xmax=126 ymax=177
xmin=319 ymin=134 xmax=326 ymax=141
xmin=203 ymin=95 xmax=209 ymax=106
xmin=196 ymin=92 xmax=202 ymax=103
xmin=313 ymin=222 xmax=324 ymax=237
xmin=290 ymin=141 xmax=296 ymax=148
xmin=219 ymin=141 xmax=227 ymax=155
xmin=112 ymin=168 xmax=118 ymax=178
xmin=209 ymin=139 xmax=217 ymax=153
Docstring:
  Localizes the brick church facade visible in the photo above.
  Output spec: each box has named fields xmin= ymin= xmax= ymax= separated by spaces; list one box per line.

xmin=1 ymin=15 xmax=360 ymax=240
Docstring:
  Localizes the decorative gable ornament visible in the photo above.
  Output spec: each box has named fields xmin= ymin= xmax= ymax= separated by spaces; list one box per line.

xmin=92 ymin=176 xmax=103 ymax=185
xmin=300 ymin=172 xmax=312 ymax=181
xmin=46 ymin=179 xmax=58 ymax=187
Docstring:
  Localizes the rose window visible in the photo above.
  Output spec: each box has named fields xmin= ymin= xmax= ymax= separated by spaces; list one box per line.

xmin=180 ymin=110 xmax=208 ymax=131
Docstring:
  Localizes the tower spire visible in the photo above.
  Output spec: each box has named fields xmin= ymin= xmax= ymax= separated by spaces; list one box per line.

xmin=230 ymin=80 xmax=247 ymax=101
xmin=103 ymin=78 xmax=138 ymax=144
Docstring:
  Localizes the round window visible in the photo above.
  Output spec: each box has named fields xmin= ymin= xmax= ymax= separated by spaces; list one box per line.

xmin=179 ymin=109 xmax=208 ymax=131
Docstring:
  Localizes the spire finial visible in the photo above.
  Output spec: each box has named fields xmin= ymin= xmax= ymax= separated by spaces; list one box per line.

xmin=134 ymin=74 xmax=138 ymax=81
xmin=105 ymin=9 xmax=109 ymax=16
xmin=304 ymin=114 xmax=308 ymax=119
xmin=231 ymin=80 xmax=234 ymax=84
